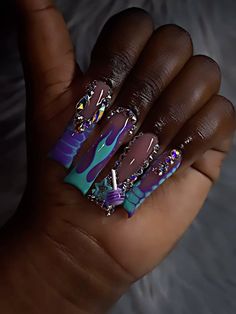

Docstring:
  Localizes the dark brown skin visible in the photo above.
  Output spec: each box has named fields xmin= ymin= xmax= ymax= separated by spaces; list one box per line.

xmin=0 ymin=0 xmax=235 ymax=313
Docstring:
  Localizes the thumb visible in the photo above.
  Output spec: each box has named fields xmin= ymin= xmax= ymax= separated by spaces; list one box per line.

xmin=17 ymin=0 xmax=82 ymax=106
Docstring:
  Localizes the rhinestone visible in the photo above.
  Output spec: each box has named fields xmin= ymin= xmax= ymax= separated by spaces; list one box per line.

xmin=159 ymin=163 xmax=168 ymax=173
xmin=76 ymin=95 xmax=89 ymax=111
xmin=153 ymin=144 xmax=160 ymax=153
xmin=76 ymin=124 xmax=85 ymax=132
xmin=171 ymin=149 xmax=181 ymax=159
xmin=130 ymin=174 xmax=138 ymax=181
xmin=149 ymin=155 xmax=154 ymax=162
xmin=131 ymin=115 xmax=137 ymax=123
xmin=137 ymin=168 xmax=144 ymax=175
xmin=75 ymin=115 xmax=83 ymax=121
xmin=115 ymin=160 xmax=121 ymax=167
xmin=92 ymin=104 xmax=106 ymax=123
xmin=165 ymin=156 xmax=172 ymax=164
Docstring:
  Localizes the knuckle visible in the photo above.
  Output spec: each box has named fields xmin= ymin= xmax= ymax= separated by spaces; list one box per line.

xmin=107 ymin=50 xmax=135 ymax=81
xmin=90 ymin=50 xmax=135 ymax=86
xmin=129 ymin=75 xmax=163 ymax=107
xmin=109 ymin=50 xmax=135 ymax=72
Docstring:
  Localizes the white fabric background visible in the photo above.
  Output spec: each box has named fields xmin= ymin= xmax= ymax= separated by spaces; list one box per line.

xmin=0 ymin=1 xmax=235 ymax=313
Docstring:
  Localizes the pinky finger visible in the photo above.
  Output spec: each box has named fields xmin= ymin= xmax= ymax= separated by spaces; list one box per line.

xmin=123 ymin=95 xmax=235 ymax=216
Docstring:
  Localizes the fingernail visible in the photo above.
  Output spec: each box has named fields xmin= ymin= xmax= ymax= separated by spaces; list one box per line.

xmin=64 ymin=108 xmax=137 ymax=195
xmin=49 ymin=80 xmax=112 ymax=168
xmin=123 ymin=148 xmax=182 ymax=217
xmin=88 ymin=133 xmax=159 ymax=214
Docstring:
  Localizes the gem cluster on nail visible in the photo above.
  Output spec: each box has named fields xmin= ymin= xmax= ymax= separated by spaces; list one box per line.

xmin=153 ymin=149 xmax=181 ymax=176
xmin=74 ymin=80 xmax=112 ymax=133
xmin=49 ymin=80 xmax=112 ymax=169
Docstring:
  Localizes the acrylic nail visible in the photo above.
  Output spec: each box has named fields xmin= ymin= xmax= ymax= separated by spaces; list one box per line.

xmin=123 ymin=148 xmax=182 ymax=217
xmin=49 ymin=80 xmax=112 ymax=168
xmin=88 ymin=133 xmax=159 ymax=214
xmin=64 ymin=108 xmax=137 ymax=195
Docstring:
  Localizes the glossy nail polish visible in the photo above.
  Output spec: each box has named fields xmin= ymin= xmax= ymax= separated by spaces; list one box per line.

xmin=89 ymin=133 xmax=159 ymax=213
xmin=64 ymin=108 xmax=137 ymax=195
xmin=49 ymin=80 xmax=111 ymax=168
xmin=123 ymin=149 xmax=182 ymax=217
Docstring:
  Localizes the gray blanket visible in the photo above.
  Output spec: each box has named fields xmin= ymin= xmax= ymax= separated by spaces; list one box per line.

xmin=0 ymin=1 xmax=235 ymax=313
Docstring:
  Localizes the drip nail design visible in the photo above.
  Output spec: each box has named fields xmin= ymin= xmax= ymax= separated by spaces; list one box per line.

xmin=49 ymin=80 xmax=112 ymax=168
xmin=88 ymin=132 xmax=159 ymax=215
xmin=123 ymin=148 xmax=182 ymax=217
xmin=64 ymin=108 xmax=137 ymax=195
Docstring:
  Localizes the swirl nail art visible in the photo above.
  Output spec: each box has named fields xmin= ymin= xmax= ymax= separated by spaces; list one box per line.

xmin=49 ymin=80 xmax=112 ymax=168
xmin=123 ymin=149 xmax=182 ymax=217
xmin=64 ymin=108 xmax=137 ymax=195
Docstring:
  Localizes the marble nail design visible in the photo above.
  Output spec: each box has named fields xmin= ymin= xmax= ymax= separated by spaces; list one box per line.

xmin=64 ymin=108 xmax=137 ymax=195
xmin=88 ymin=133 xmax=159 ymax=215
xmin=49 ymin=80 xmax=112 ymax=168
xmin=123 ymin=149 xmax=182 ymax=217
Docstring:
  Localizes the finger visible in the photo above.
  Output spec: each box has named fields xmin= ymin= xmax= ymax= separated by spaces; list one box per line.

xmin=86 ymin=8 xmax=154 ymax=96
xmin=172 ymin=95 xmax=236 ymax=181
xmin=110 ymin=24 xmax=193 ymax=129
xmin=123 ymin=94 xmax=235 ymax=216
xmin=50 ymin=9 xmax=154 ymax=167
xmin=64 ymin=25 xmax=193 ymax=194
xmin=142 ymin=55 xmax=221 ymax=149
xmin=17 ymin=0 xmax=80 ymax=103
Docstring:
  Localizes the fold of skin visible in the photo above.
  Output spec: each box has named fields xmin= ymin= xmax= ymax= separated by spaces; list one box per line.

xmin=49 ymin=81 xmax=111 ymax=168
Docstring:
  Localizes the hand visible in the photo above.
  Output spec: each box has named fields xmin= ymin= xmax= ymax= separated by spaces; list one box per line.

xmin=1 ymin=1 xmax=235 ymax=313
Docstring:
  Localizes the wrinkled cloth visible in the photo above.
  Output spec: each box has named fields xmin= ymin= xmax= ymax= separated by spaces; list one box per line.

xmin=0 ymin=1 xmax=235 ymax=313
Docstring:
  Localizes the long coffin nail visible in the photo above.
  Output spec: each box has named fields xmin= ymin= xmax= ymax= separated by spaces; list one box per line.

xmin=88 ymin=133 xmax=159 ymax=215
xmin=49 ymin=80 xmax=112 ymax=168
xmin=123 ymin=148 xmax=182 ymax=217
xmin=64 ymin=108 xmax=137 ymax=195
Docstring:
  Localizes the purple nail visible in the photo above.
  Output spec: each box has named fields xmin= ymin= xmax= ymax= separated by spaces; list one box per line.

xmin=64 ymin=108 xmax=137 ymax=195
xmin=123 ymin=149 xmax=182 ymax=217
xmin=49 ymin=80 xmax=112 ymax=168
